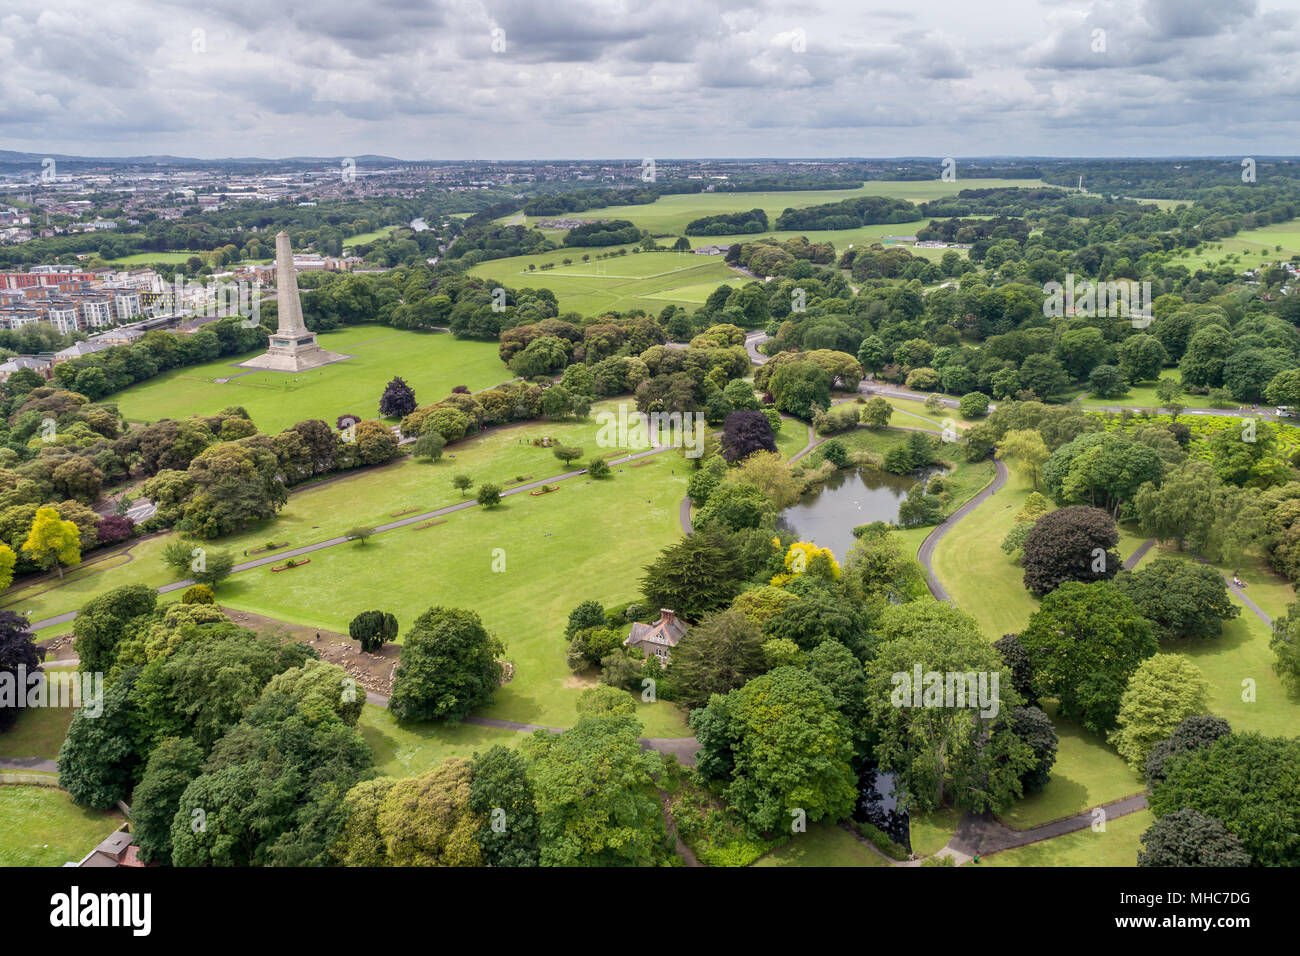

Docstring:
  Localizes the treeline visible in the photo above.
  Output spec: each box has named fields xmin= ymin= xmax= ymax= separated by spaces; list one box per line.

xmin=1036 ymin=158 xmax=1300 ymax=199
xmin=685 ymin=208 xmax=768 ymax=236
xmin=562 ymin=220 xmax=644 ymax=247
xmin=772 ymin=195 xmax=919 ymax=231
xmin=44 ymin=317 xmax=267 ymax=401
xmin=137 ymin=408 xmax=400 ymax=538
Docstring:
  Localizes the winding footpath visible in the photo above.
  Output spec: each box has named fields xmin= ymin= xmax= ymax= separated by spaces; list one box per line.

xmin=916 ymin=459 xmax=1008 ymax=602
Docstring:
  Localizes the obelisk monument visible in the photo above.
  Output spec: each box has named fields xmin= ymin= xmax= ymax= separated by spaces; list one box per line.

xmin=241 ymin=231 xmax=347 ymax=372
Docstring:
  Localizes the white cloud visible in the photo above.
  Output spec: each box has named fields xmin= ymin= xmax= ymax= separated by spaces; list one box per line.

xmin=1 ymin=0 xmax=1298 ymax=158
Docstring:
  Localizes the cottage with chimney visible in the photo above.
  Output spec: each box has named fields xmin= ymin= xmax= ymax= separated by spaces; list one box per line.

xmin=624 ymin=609 xmax=688 ymax=665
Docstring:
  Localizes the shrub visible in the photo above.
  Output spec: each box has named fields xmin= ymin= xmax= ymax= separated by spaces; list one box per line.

xmin=181 ymin=584 xmax=214 ymax=604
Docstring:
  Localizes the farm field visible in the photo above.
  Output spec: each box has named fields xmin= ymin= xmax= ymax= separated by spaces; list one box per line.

xmin=470 ymin=249 xmax=744 ymax=315
xmin=0 ymin=786 xmax=122 ymax=867
xmin=112 ymin=326 xmax=509 ymax=433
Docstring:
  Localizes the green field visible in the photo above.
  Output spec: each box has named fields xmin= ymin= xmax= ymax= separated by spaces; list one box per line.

xmin=981 ymin=810 xmax=1152 ymax=867
xmin=343 ymin=225 xmax=400 ymax=247
xmin=0 ymin=786 xmax=123 ymax=867
xmin=751 ymin=823 xmax=890 ymax=867
xmin=112 ymin=326 xmax=509 ymax=433
xmin=0 ymin=667 xmax=79 ymax=760
xmin=1079 ymin=370 xmax=1220 ymax=410
xmin=359 ymin=705 xmax=527 ymax=777
xmin=7 ymin=407 xmax=696 ymax=739
xmin=547 ymin=179 xmax=1049 ymax=236
xmin=1165 ymin=218 xmax=1300 ymax=271
xmin=217 ymin=450 xmax=691 ymax=736
xmin=5 ymin=402 xmax=669 ymax=628
xmin=470 ymin=250 xmax=744 ymax=316
xmin=930 ymin=460 xmax=1041 ymax=637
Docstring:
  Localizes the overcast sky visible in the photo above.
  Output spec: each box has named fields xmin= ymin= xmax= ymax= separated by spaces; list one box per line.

xmin=3 ymin=0 xmax=1298 ymax=160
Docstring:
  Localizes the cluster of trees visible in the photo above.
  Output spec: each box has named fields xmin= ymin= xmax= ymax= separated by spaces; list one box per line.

xmin=57 ymin=588 xmax=369 ymax=866
xmin=45 ymin=318 xmax=268 ymax=402
xmin=561 ymin=220 xmax=644 ymax=248
xmin=1141 ymin=720 xmax=1300 ymax=867
xmin=338 ymin=691 xmax=674 ymax=867
xmin=140 ymin=408 xmax=398 ymax=539
xmin=685 ymin=209 xmax=768 ymax=236
xmin=557 ymin=448 xmax=1058 ymax=841
xmin=772 ymin=195 xmax=919 ymax=231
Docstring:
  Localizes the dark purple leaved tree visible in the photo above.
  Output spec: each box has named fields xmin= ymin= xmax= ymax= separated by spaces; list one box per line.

xmin=720 ymin=409 xmax=777 ymax=463
xmin=379 ymin=376 xmax=417 ymax=418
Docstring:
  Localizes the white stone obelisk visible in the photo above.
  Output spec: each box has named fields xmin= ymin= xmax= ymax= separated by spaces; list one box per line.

xmin=241 ymin=231 xmax=346 ymax=372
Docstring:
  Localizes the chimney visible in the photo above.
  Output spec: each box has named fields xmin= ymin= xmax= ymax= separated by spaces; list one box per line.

xmin=659 ymin=609 xmax=677 ymax=626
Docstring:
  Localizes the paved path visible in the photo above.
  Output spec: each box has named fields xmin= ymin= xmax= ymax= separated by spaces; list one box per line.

xmin=916 ymin=458 xmax=1008 ymax=602
xmin=1124 ymin=537 xmax=1156 ymax=570
xmin=744 ymin=329 xmax=769 ymax=365
xmin=0 ymin=757 xmax=57 ymax=774
xmin=679 ymin=497 xmax=693 ymax=534
xmin=942 ymin=794 xmax=1149 ymax=862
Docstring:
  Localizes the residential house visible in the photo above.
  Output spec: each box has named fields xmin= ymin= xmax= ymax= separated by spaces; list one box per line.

xmin=623 ymin=608 xmax=688 ymax=664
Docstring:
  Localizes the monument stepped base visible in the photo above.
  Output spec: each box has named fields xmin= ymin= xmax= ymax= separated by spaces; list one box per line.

xmin=239 ymin=347 xmax=349 ymax=372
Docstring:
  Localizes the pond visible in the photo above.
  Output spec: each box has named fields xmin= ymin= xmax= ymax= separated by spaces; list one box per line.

xmin=776 ymin=465 xmax=941 ymax=561
xmin=856 ymin=765 xmax=911 ymax=852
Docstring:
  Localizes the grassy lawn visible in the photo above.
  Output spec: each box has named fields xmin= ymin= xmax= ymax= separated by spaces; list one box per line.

xmin=7 ymin=404 xmax=681 ymax=628
xmin=999 ymin=702 xmax=1146 ymax=829
xmin=107 ymin=250 xmax=270 ymax=266
xmin=1124 ymin=545 xmax=1298 ymax=735
xmin=751 ymin=822 xmax=890 ymax=867
xmin=215 ymin=450 xmax=692 ymax=736
xmin=930 ymin=461 xmax=1040 ymax=638
xmin=7 ymin=412 xmax=696 ymax=737
xmin=980 ymin=810 xmax=1152 ymax=867
xmin=469 ymin=250 xmax=742 ymax=315
xmin=359 ymin=705 xmax=527 ymax=777
xmin=0 ymin=786 xmax=123 ymax=867
xmin=112 ymin=326 xmax=509 ymax=433
xmin=774 ymin=417 xmax=810 ymax=459
xmin=0 ymin=667 xmax=78 ymax=759
xmin=1078 ymin=370 xmax=1218 ymax=410
xmin=910 ymin=807 xmax=964 ymax=856
xmin=343 ymin=225 xmax=400 ymax=247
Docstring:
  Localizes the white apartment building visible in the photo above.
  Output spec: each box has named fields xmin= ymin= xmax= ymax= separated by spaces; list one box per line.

xmin=45 ymin=302 xmax=81 ymax=334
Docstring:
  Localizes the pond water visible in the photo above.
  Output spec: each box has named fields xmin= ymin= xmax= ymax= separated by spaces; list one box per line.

xmin=776 ymin=466 xmax=941 ymax=561
xmin=856 ymin=765 xmax=911 ymax=851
